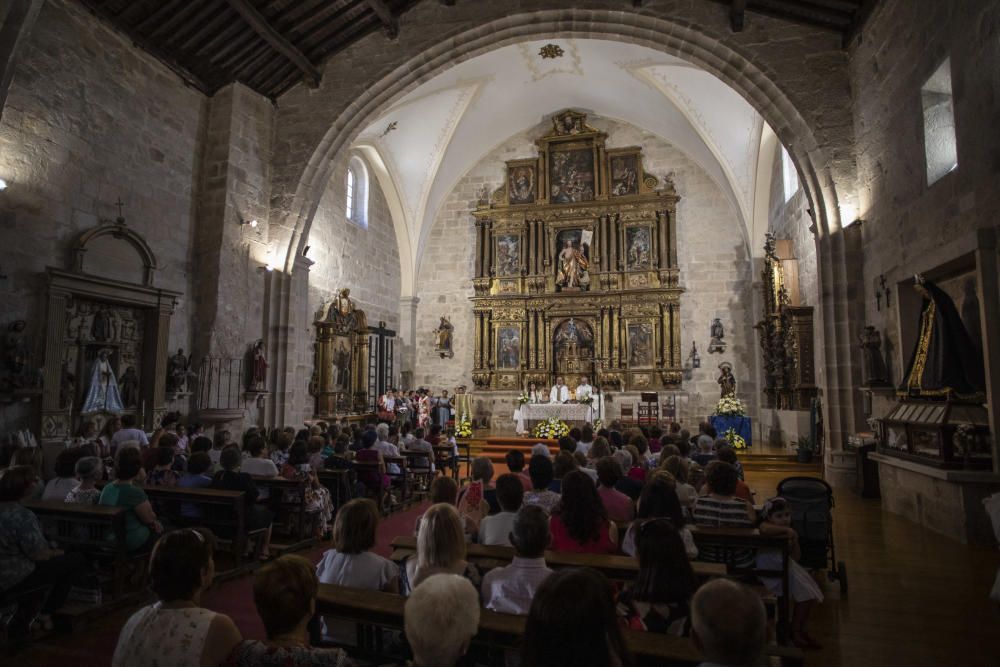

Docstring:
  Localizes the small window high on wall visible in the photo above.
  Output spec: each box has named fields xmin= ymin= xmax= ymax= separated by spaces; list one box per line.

xmin=345 ymin=156 xmax=369 ymax=228
xmin=781 ymin=145 xmax=799 ymax=203
xmin=922 ymin=58 xmax=958 ymax=186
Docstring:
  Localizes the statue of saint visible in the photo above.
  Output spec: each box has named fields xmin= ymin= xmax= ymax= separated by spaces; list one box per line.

xmin=82 ymin=348 xmax=124 ymax=413
xmin=167 ymin=348 xmax=193 ymax=393
xmin=91 ymin=307 xmax=112 ymax=342
xmin=335 ymin=288 xmax=353 ymax=316
xmin=556 ymin=240 xmax=589 ymax=288
xmin=119 ymin=366 xmax=139 ymax=407
xmin=709 ymin=318 xmax=726 ymax=353
xmin=251 ymin=340 xmax=268 ymax=391
xmin=434 ymin=317 xmax=454 ymax=358
xmin=718 ymin=362 xmax=737 ymax=398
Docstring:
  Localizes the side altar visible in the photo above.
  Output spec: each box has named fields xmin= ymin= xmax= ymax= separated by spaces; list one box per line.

xmin=470 ymin=111 xmax=684 ymax=396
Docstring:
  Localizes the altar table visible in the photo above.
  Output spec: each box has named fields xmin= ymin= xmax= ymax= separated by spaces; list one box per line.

xmin=514 ymin=403 xmax=596 ymax=435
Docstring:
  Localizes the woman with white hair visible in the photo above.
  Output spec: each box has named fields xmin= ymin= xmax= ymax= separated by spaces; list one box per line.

xmin=373 ymin=422 xmax=401 ymax=475
xmin=400 ymin=503 xmax=480 ymax=595
xmin=530 ymin=443 xmax=551 ymax=458
xmin=66 ymin=456 xmax=103 ymax=504
xmin=404 ymin=573 xmax=480 ymax=667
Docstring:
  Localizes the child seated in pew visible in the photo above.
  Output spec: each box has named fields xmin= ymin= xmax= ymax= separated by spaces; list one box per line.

xmin=477 ymin=474 xmax=524 ymax=546
xmin=757 ymin=497 xmax=824 ymax=650
xmin=65 ymin=456 xmax=103 ymax=504
xmin=618 ymin=518 xmax=698 ymax=636
xmin=621 ymin=472 xmax=697 ymax=559
xmin=481 ymin=504 xmax=553 ymax=614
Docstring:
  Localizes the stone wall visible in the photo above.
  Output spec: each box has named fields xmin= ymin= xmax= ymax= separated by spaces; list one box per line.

xmin=767 ymin=142 xmax=818 ymax=307
xmin=0 ymin=0 xmax=204 ymax=433
xmin=414 ymin=115 xmax=756 ymax=430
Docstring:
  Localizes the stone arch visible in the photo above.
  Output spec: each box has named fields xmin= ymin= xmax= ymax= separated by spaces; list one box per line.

xmin=73 ymin=221 xmax=158 ymax=286
xmin=275 ymin=10 xmax=847 ymax=281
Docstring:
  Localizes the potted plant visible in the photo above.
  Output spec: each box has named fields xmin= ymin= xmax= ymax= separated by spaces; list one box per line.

xmin=795 ymin=435 xmax=815 ymax=463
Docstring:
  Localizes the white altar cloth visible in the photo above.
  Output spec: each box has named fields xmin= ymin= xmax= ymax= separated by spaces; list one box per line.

xmin=514 ymin=402 xmax=597 ymax=434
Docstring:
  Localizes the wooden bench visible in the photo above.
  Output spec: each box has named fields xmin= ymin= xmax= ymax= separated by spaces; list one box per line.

xmin=317 ymin=468 xmax=352 ymax=512
xmin=389 ymin=536 xmax=727 ymax=580
xmin=22 ymin=500 xmax=133 ymax=599
xmin=251 ymin=475 xmax=316 ymax=550
xmin=689 ymin=526 xmax=792 ymax=644
xmin=142 ymin=486 xmax=262 ymax=574
xmin=315 ymin=583 xmax=803 ymax=666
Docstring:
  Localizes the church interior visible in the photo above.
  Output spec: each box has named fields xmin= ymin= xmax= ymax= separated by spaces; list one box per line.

xmin=1 ymin=0 xmax=999 ymax=665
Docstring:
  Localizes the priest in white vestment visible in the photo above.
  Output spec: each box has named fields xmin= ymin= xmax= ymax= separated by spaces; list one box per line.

xmin=575 ymin=377 xmax=594 ymax=402
xmin=549 ymin=376 xmax=570 ymax=403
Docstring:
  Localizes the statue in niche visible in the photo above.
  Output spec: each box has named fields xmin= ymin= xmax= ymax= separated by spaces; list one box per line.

xmin=4 ymin=320 xmax=28 ymax=383
xmin=60 ymin=364 xmax=76 ymax=409
xmin=82 ymin=348 xmax=123 ymax=413
xmin=167 ymin=348 xmax=195 ymax=394
xmin=91 ymin=307 xmax=112 ymax=342
xmin=66 ymin=304 xmax=84 ymax=341
xmin=251 ymin=340 xmax=268 ymax=391
xmin=718 ymin=362 xmax=737 ymax=398
xmin=858 ymin=326 xmax=889 ymax=387
xmin=119 ymin=366 xmax=139 ymax=407
xmin=335 ymin=288 xmax=354 ymax=316
xmin=556 ymin=231 xmax=591 ymax=289
xmin=708 ymin=318 xmax=726 ymax=354
xmin=434 ymin=316 xmax=455 ymax=359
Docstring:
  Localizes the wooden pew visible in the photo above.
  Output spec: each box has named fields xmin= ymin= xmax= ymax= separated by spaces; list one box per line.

xmin=22 ymin=500 xmax=134 ymax=600
xmin=317 ymin=468 xmax=352 ymax=512
xmin=388 ymin=536 xmax=727 ymax=580
xmin=142 ymin=486 xmax=260 ymax=574
xmin=689 ymin=526 xmax=792 ymax=644
xmin=315 ymin=584 xmax=803 ymax=667
xmin=251 ymin=475 xmax=316 ymax=550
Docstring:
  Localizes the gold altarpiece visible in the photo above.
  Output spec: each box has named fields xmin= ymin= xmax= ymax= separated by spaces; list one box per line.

xmin=311 ymin=289 xmax=370 ymax=417
xmin=470 ymin=111 xmax=683 ymax=393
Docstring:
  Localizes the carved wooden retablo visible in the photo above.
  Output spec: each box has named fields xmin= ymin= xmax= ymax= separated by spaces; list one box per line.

xmin=470 ymin=110 xmax=684 ymax=393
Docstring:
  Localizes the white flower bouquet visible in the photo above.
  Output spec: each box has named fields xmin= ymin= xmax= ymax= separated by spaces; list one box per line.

xmin=532 ymin=417 xmax=569 ymax=439
xmin=455 ymin=415 xmax=473 ymax=438
xmin=724 ymin=427 xmax=747 ymax=450
xmin=516 ymin=392 xmax=531 ymax=405
xmin=714 ymin=396 xmax=746 ymax=417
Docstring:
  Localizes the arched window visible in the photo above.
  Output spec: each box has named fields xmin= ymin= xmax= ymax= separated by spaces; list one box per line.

xmin=345 ymin=156 xmax=369 ymax=228
xmin=781 ymin=145 xmax=799 ymax=203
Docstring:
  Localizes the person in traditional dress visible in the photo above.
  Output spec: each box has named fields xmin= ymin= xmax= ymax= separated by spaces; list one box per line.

xmin=251 ymin=340 xmax=268 ymax=391
xmin=378 ymin=389 xmax=398 ymax=423
xmin=433 ymin=389 xmax=452 ymax=426
xmin=416 ymin=389 xmax=431 ymax=428
xmin=549 ymin=376 xmax=570 ymax=404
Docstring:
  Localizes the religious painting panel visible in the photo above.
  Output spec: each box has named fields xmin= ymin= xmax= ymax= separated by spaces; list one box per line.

xmin=496 ymin=326 xmax=521 ymax=370
xmin=555 ymin=228 xmax=592 ymax=290
xmin=625 ymin=225 xmax=652 ymax=271
xmin=330 ymin=335 xmax=353 ymax=391
xmin=507 ymin=163 xmax=536 ymax=205
xmin=496 ymin=234 xmax=521 ymax=277
xmin=549 ymin=148 xmax=595 ymax=203
xmin=610 ymin=153 xmax=640 ymax=197
xmin=627 ymin=321 xmax=655 ymax=369
xmin=553 ymin=317 xmax=595 ymax=380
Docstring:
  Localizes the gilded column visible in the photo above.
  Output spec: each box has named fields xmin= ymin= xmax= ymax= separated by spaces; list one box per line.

xmin=474 ymin=220 xmax=484 ymax=278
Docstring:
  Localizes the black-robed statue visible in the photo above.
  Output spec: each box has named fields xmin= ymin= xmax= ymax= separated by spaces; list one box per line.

xmin=898 ymin=275 xmax=985 ymax=400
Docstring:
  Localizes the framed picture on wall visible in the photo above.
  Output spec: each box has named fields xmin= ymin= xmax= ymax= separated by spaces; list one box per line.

xmin=610 ymin=153 xmax=640 ymax=196
xmin=625 ymin=225 xmax=652 ymax=270
xmin=496 ymin=234 xmax=521 ymax=276
xmin=627 ymin=322 xmax=654 ymax=368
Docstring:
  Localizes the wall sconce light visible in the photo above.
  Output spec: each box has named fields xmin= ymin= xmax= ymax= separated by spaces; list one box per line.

xmin=688 ymin=342 xmax=701 ymax=369
xmin=240 ymin=217 xmax=258 ymax=228
xmin=0 ymin=178 xmax=7 ymax=191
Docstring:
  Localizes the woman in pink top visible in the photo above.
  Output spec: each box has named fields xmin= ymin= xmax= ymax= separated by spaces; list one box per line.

xmin=549 ymin=470 xmax=618 ymax=554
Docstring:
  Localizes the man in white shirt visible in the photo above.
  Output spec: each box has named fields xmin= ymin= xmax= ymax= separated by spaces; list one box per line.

xmin=110 ymin=414 xmax=148 ymax=449
xmin=481 ymin=505 xmax=553 ymax=614
xmin=575 ymin=376 xmax=594 ymax=402
xmin=549 ymin=376 xmax=570 ymax=403
xmin=477 ymin=474 xmax=524 ymax=546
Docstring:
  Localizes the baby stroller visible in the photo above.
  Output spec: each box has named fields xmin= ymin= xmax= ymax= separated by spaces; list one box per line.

xmin=776 ymin=476 xmax=848 ymax=595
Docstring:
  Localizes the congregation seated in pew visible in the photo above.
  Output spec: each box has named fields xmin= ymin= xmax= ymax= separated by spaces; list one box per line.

xmin=404 ymin=573 xmax=480 ymax=667
xmin=212 ymin=446 xmax=274 ymax=560
xmin=477 ymin=473 xmax=524 ymax=546
xmin=65 ymin=455 xmax=103 ymax=504
xmin=480 ymin=504 xmax=553 ymax=614
xmin=99 ymin=447 xmax=163 ymax=551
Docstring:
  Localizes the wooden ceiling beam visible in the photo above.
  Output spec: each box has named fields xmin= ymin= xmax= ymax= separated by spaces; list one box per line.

xmin=843 ymin=0 xmax=881 ymax=47
xmin=364 ymin=0 xmax=399 ymax=39
xmin=731 ymin=0 xmax=747 ymax=32
xmin=175 ymin=6 xmax=234 ymax=50
xmin=145 ymin=1 xmax=209 ymax=39
xmin=223 ymin=0 xmax=321 ymax=86
xmin=750 ymin=0 xmax=851 ymax=28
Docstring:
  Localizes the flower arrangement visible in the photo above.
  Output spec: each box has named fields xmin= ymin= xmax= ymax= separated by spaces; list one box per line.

xmin=714 ymin=396 xmax=746 ymax=417
xmin=579 ymin=395 xmax=594 ymax=406
xmin=532 ymin=417 xmax=570 ymax=439
xmin=593 ymin=419 xmax=604 ymax=431
xmin=516 ymin=392 xmax=531 ymax=405
xmin=455 ymin=415 xmax=473 ymax=438
xmin=724 ymin=427 xmax=747 ymax=450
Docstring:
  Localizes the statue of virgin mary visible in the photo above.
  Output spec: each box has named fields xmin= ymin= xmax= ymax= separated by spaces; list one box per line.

xmin=82 ymin=348 xmax=124 ymax=413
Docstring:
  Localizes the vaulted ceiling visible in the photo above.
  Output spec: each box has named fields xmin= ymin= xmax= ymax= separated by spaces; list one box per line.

xmin=76 ymin=0 xmax=878 ymax=100
xmin=349 ymin=39 xmax=775 ymax=294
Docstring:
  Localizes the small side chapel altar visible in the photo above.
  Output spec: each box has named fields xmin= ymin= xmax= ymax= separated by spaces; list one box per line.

xmin=470 ymin=111 xmax=685 ymax=399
